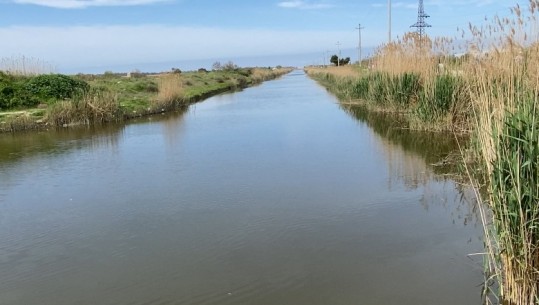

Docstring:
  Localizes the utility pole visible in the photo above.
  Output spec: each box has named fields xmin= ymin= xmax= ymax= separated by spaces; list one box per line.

xmin=388 ymin=0 xmax=392 ymax=43
xmin=325 ymin=50 xmax=330 ymax=68
xmin=356 ymin=23 xmax=364 ymax=67
xmin=336 ymin=41 xmax=341 ymax=67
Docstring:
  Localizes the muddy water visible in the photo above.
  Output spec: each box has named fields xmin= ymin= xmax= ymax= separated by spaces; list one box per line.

xmin=0 ymin=71 xmax=483 ymax=305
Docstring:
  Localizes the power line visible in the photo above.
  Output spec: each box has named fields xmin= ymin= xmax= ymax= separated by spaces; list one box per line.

xmin=410 ymin=0 xmax=431 ymax=41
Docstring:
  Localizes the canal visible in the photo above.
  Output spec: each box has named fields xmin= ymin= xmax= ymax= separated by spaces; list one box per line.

xmin=0 ymin=70 xmax=483 ymax=305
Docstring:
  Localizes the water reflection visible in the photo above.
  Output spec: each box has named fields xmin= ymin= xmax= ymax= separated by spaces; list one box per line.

xmin=0 ymin=107 xmax=189 ymax=166
xmin=341 ymin=104 xmax=479 ymax=228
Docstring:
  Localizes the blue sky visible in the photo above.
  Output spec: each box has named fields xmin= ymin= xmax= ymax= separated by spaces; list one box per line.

xmin=0 ymin=0 xmax=529 ymax=72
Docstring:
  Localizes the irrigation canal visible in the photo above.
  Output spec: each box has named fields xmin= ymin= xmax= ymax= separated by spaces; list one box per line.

xmin=0 ymin=70 xmax=484 ymax=305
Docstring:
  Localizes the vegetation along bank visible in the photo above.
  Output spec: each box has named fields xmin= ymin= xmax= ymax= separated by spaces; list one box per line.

xmin=0 ymin=65 xmax=292 ymax=132
xmin=307 ymin=1 xmax=539 ymax=304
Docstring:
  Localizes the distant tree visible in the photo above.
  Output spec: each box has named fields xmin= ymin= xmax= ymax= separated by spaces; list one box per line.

xmin=330 ymin=55 xmax=351 ymax=66
xmin=212 ymin=61 xmax=222 ymax=71
xmin=171 ymin=68 xmax=182 ymax=74
xmin=330 ymin=55 xmax=339 ymax=66
xmin=222 ymin=61 xmax=238 ymax=71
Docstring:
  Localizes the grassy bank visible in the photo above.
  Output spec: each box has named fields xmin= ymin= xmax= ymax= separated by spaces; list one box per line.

xmin=305 ymin=60 xmax=470 ymax=133
xmin=0 ymin=67 xmax=292 ymax=132
xmin=307 ymin=1 xmax=539 ymax=303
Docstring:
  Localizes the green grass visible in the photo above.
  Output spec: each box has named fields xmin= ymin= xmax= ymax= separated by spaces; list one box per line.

xmin=307 ymin=69 xmax=469 ymax=131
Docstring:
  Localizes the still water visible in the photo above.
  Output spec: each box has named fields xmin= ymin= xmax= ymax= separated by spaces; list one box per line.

xmin=0 ymin=71 xmax=483 ymax=305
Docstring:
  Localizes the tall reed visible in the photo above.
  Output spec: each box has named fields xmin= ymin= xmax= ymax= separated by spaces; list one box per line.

xmin=465 ymin=2 xmax=539 ymax=303
xmin=0 ymin=56 xmax=55 ymax=76
xmin=155 ymin=73 xmax=185 ymax=110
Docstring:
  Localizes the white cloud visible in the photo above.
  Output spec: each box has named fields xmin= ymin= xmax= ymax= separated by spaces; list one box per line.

xmin=277 ymin=1 xmax=334 ymax=10
xmin=12 ymin=0 xmax=170 ymax=9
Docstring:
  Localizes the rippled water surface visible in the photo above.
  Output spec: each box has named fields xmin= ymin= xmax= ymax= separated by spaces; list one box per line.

xmin=0 ymin=71 xmax=483 ymax=305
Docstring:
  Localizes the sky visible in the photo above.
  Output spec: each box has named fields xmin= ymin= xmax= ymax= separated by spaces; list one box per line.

xmin=0 ymin=0 xmax=530 ymax=73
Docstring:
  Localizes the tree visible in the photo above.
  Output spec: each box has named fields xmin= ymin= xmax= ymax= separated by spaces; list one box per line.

xmin=330 ymin=55 xmax=339 ymax=66
xmin=330 ymin=55 xmax=351 ymax=66
xmin=212 ymin=61 xmax=222 ymax=71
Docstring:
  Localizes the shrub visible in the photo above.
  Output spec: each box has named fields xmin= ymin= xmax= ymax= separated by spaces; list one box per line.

xmin=25 ymin=74 xmax=89 ymax=101
xmin=131 ymin=80 xmax=159 ymax=93
xmin=0 ymin=72 xmax=40 ymax=109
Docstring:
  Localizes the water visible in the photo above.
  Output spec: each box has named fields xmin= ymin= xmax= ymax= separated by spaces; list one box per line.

xmin=0 ymin=71 xmax=484 ymax=305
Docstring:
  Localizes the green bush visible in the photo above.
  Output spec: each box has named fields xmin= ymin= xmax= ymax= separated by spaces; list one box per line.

xmin=130 ymin=80 xmax=158 ymax=93
xmin=25 ymin=74 xmax=89 ymax=101
xmin=0 ymin=72 xmax=40 ymax=109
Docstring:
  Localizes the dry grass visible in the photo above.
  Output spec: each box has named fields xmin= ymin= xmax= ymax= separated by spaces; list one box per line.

xmin=0 ymin=56 xmax=55 ymax=76
xmin=305 ymin=65 xmax=361 ymax=78
xmin=155 ymin=73 xmax=185 ymax=110
xmin=373 ymin=32 xmax=438 ymax=78
xmin=46 ymin=91 xmax=120 ymax=126
xmin=250 ymin=68 xmax=294 ymax=83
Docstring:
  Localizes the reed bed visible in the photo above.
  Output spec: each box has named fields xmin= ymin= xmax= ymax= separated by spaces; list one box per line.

xmin=466 ymin=3 xmax=539 ymax=304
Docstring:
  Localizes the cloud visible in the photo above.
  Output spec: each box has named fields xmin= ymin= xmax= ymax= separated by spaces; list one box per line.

xmin=12 ymin=0 xmax=170 ymax=9
xmin=277 ymin=1 xmax=334 ymax=10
